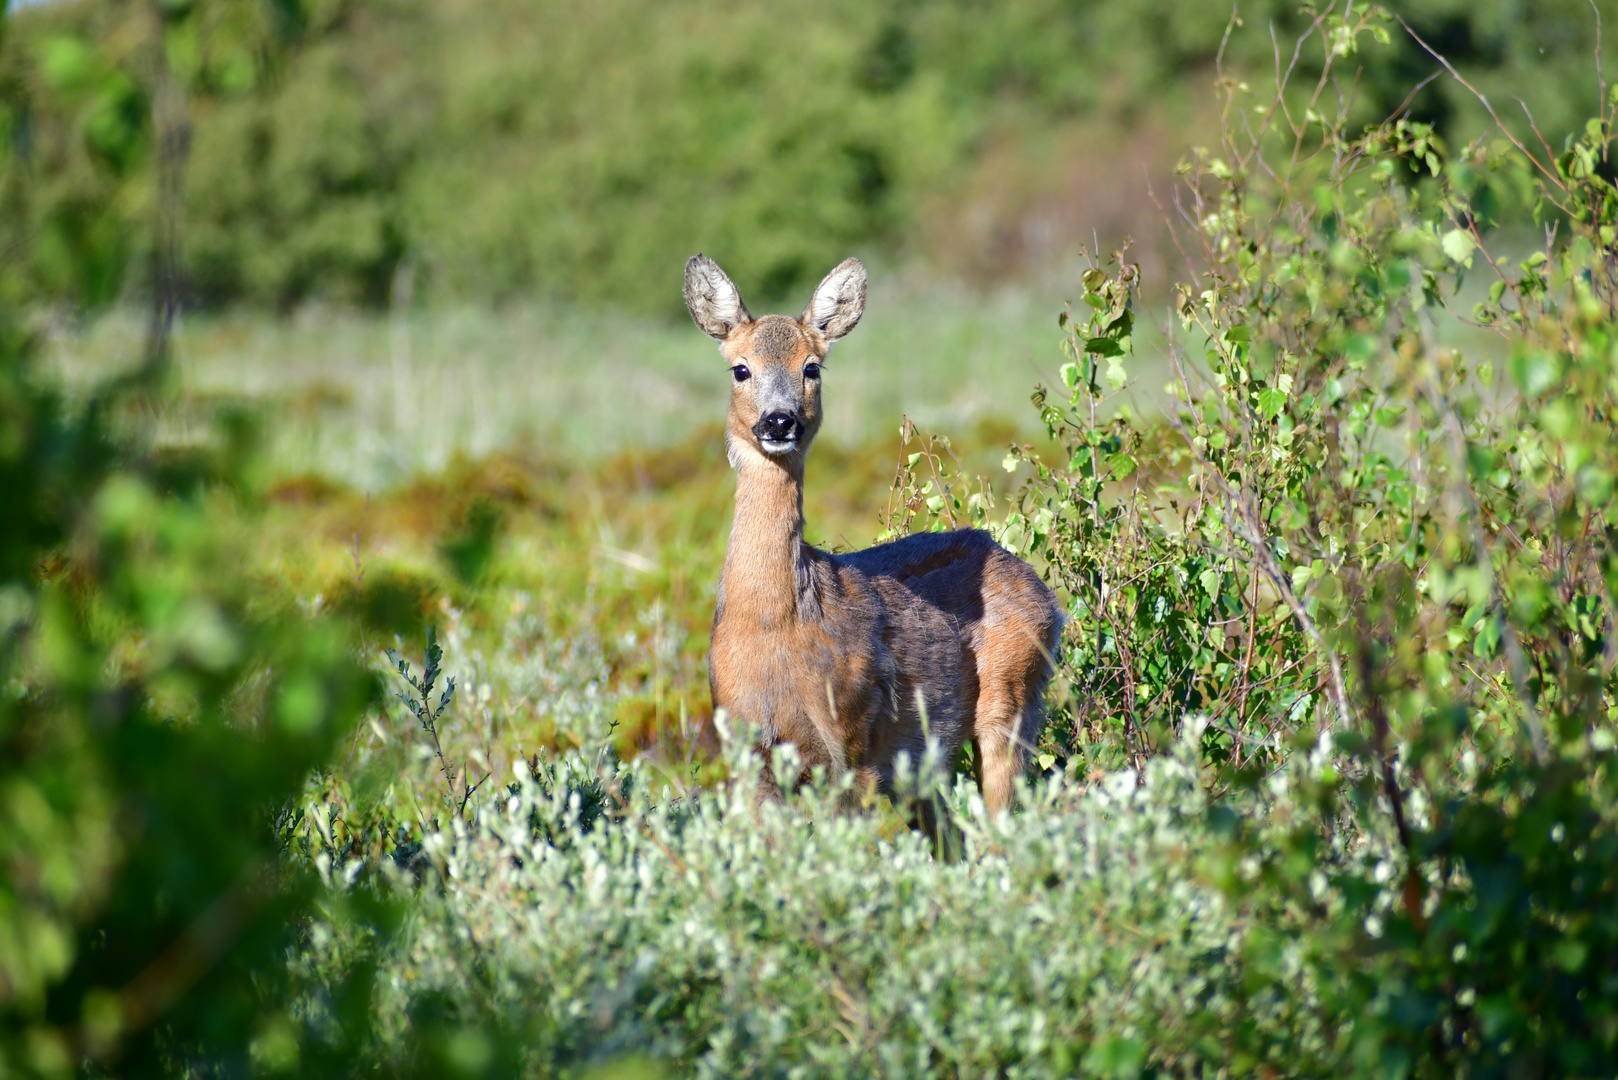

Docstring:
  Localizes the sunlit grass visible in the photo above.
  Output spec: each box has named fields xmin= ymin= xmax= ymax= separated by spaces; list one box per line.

xmin=42 ymin=278 xmax=1154 ymax=486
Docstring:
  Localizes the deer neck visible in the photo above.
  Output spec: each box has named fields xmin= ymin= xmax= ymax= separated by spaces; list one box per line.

xmin=722 ymin=454 xmax=814 ymax=626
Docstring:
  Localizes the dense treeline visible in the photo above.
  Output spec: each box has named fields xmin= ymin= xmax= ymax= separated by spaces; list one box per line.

xmin=2 ymin=0 xmax=1614 ymax=314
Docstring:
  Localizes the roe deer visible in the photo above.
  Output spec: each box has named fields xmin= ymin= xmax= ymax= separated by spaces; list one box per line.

xmin=685 ymin=253 xmax=1064 ymax=816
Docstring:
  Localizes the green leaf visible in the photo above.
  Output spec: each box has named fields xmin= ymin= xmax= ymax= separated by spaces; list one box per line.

xmin=1373 ymin=405 xmax=1406 ymax=427
xmin=1257 ymin=387 xmax=1287 ymax=419
xmin=1108 ymin=452 xmax=1137 ymax=479
xmin=1084 ymin=1036 xmax=1148 ymax=1079
xmin=38 ymin=36 xmax=99 ymax=93
xmin=1577 ymin=465 xmax=1613 ymax=506
xmin=1510 ymin=350 xmax=1558 ymax=397
xmin=1105 ymin=356 xmax=1127 ymax=390
xmin=1441 ymin=228 xmax=1475 ymax=265
xmin=1474 ymin=615 xmax=1502 ymax=658
xmin=1086 ymin=337 xmax=1124 ymax=357
xmin=1555 ymin=940 xmax=1589 ymax=972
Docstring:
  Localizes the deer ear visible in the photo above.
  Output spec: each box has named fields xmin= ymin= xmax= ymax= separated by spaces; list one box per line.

xmin=684 ymin=254 xmax=752 ymax=340
xmin=802 ymin=257 xmax=867 ymax=344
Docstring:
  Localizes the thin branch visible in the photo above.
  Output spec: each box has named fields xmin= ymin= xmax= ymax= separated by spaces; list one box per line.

xmin=1515 ymin=97 xmax=1560 ymax=171
xmin=1594 ymin=0 xmax=1609 ymax=136
xmin=1398 ymin=16 xmax=1567 ymax=193
xmin=1385 ymin=70 xmax=1443 ymax=125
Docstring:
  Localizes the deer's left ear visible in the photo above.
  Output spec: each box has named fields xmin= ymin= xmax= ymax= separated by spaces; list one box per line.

xmin=801 ymin=258 xmax=867 ymax=344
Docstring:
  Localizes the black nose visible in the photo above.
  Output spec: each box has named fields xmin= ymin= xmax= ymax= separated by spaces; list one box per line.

xmin=754 ymin=411 xmax=798 ymax=443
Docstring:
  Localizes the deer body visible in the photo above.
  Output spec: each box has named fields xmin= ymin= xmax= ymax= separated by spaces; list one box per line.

xmin=686 ymin=254 xmax=1062 ymax=814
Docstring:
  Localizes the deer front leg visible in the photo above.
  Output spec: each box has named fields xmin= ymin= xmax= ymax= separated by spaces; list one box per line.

xmin=752 ymin=738 xmax=821 ymax=808
xmin=753 ymin=743 xmax=786 ymax=808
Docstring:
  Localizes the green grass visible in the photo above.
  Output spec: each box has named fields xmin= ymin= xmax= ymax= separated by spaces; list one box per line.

xmin=42 ymin=278 xmax=1176 ymax=487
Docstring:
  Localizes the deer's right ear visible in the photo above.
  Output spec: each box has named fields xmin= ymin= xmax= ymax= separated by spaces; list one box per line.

xmin=684 ymin=254 xmax=752 ymax=340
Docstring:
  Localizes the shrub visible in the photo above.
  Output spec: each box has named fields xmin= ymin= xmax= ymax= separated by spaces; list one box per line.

xmin=874 ymin=6 xmax=1618 ymax=1073
xmin=300 ymin=718 xmax=1334 ymax=1079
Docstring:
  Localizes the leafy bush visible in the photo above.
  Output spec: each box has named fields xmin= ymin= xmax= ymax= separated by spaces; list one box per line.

xmin=0 ymin=292 xmax=395 ymax=1079
xmin=341 ymin=726 xmax=1323 ymax=1079
xmin=879 ymin=5 xmax=1618 ymax=1072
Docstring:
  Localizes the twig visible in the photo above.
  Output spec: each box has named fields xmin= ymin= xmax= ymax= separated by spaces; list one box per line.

xmin=1385 ymin=71 xmax=1443 ymax=125
xmin=1398 ymin=17 xmax=1568 ymax=194
xmin=1594 ymin=1 xmax=1609 ymax=133
xmin=1235 ymin=564 xmax=1263 ymax=740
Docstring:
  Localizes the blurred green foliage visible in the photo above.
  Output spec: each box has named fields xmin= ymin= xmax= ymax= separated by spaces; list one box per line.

xmin=0 ymin=278 xmax=391 ymax=1078
xmin=3 ymin=0 xmax=1616 ymax=314
xmin=0 ymin=2 xmax=395 ymax=1075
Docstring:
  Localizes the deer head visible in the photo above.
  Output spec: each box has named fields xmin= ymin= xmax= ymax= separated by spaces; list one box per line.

xmin=684 ymin=254 xmax=867 ymax=469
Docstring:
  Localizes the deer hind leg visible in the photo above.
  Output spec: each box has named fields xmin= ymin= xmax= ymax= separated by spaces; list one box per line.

xmin=752 ymin=745 xmax=786 ymax=809
xmin=973 ymin=621 xmax=1054 ymax=815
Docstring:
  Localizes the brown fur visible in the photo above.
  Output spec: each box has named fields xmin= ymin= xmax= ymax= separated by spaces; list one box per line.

xmin=685 ymin=254 xmax=1063 ymax=817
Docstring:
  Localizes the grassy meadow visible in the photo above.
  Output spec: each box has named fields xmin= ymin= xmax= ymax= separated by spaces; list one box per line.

xmin=45 ymin=279 xmax=1106 ymax=478
xmin=40 ymin=278 xmax=1157 ymax=764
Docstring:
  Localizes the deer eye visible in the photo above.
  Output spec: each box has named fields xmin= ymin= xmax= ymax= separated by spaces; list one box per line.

xmin=731 ymin=364 xmax=751 ymax=382
xmin=803 ymin=362 xmax=821 ymax=380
